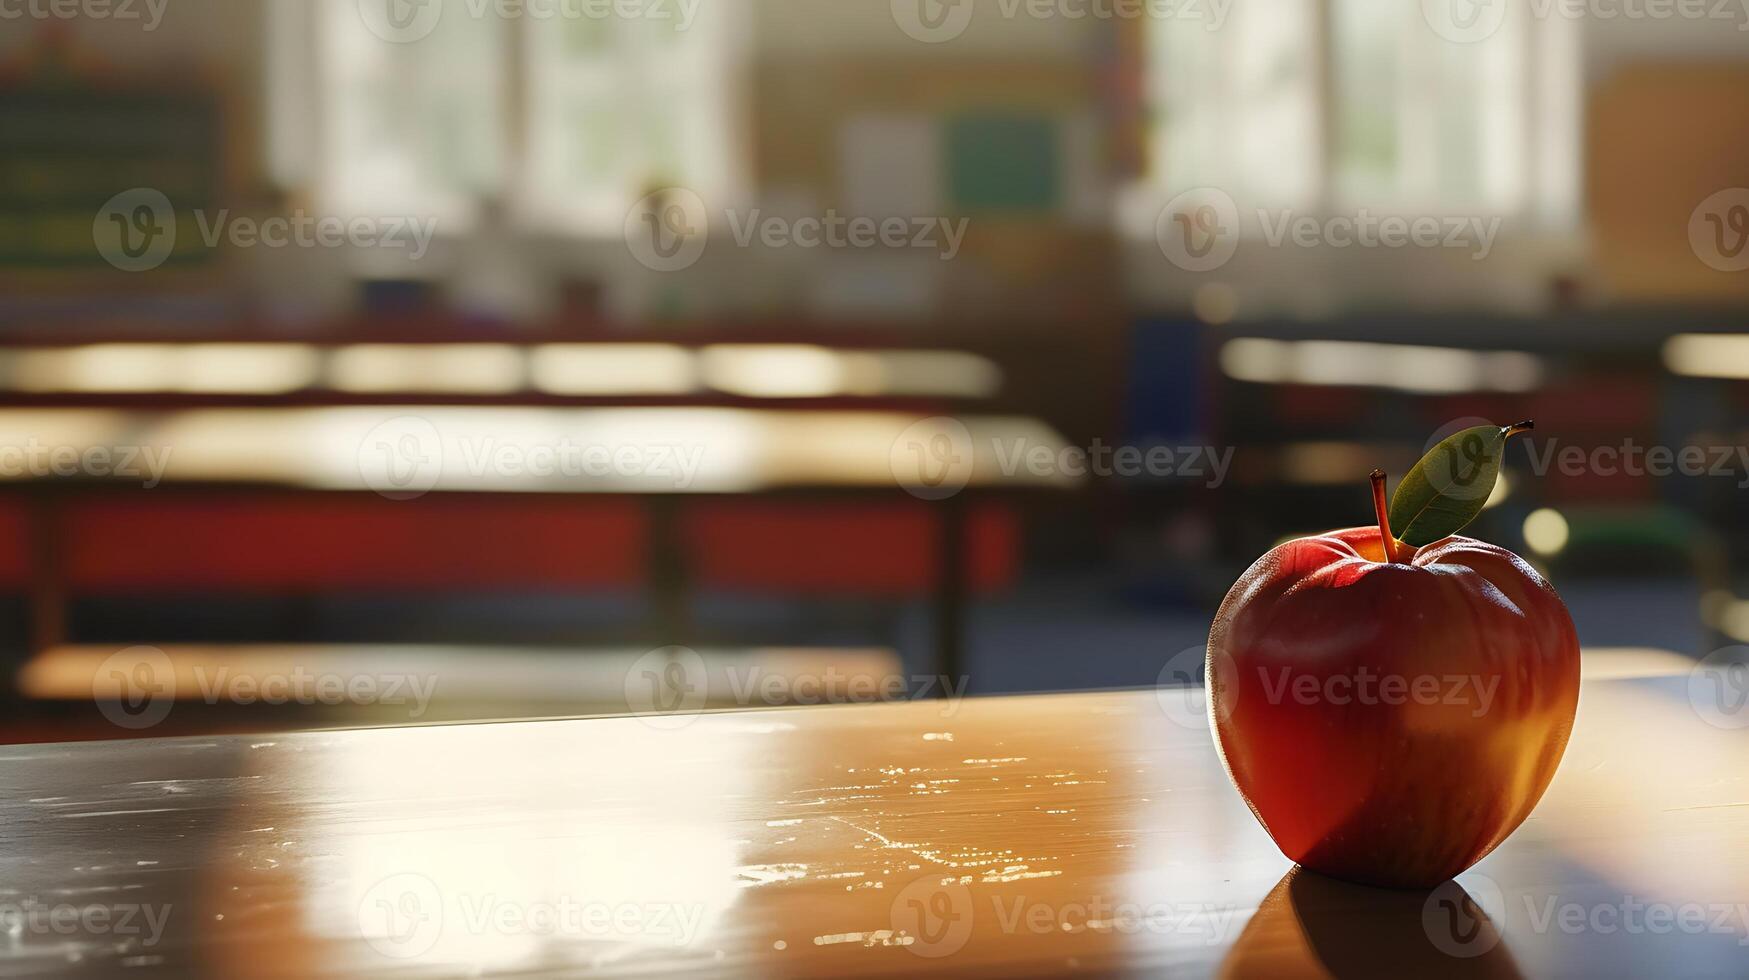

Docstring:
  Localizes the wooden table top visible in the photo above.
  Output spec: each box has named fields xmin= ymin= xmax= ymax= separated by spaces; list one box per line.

xmin=0 ymin=669 xmax=1743 ymax=978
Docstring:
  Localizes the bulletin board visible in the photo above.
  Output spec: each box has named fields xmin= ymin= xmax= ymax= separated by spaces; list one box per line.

xmin=751 ymin=58 xmax=1126 ymax=326
xmin=0 ymin=85 xmax=222 ymax=270
xmin=1589 ymin=64 xmax=1749 ymax=303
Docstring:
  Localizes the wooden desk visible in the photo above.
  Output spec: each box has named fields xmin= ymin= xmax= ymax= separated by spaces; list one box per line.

xmin=0 ymin=670 xmax=1742 ymax=977
xmin=0 ymin=407 xmax=1072 ymax=493
xmin=0 ymin=407 xmax=1077 ymax=681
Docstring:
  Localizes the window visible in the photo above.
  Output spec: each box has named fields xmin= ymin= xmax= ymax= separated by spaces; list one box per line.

xmin=1150 ymin=2 xmax=1323 ymax=212
xmin=317 ymin=2 xmax=507 ymax=228
xmin=268 ymin=0 xmax=743 ymax=237
xmin=521 ymin=10 xmax=743 ymax=232
xmin=1144 ymin=0 xmax=1580 ymax=228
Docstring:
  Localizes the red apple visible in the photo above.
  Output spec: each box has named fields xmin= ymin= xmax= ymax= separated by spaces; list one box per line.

xmin=1207 ymin=468 xmax=1579 ymax=888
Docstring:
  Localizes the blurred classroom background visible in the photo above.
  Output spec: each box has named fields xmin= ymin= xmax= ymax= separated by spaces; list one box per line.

xmin=1 ymin=0 xmax=1747 ymax=737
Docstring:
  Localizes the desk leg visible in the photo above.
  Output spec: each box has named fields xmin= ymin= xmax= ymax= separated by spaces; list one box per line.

xmin=933 ymin=496 xmax=968 ymax=696
xmin=648 ymin=497 xmax=690 ymax=646
xmin=24 ymin=492 xmax=67 ymax=686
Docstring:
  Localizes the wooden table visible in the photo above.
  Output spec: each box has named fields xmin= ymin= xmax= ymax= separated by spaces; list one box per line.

xmin=0 ymin=665 xmax=1744 ymax=977
xmin=0 ymin=407 xmax=1073 ymax=494
xmin=0 ymin=406 xmax=1078 ymax=682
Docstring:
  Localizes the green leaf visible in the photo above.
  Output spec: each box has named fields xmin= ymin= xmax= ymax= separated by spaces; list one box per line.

xmin=1389 ymin=421 xmax=1532 ymax=547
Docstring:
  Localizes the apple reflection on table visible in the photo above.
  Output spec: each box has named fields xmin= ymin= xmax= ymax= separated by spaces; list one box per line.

xmin=1218 ymin=868 xmax=1522 ymax=980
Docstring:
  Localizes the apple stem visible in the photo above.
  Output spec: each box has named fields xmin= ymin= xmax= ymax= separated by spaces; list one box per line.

xmin=1370 ymin=468 xmax=1404 ymax=564
xmin=1504 ymin=419 xmax=1535 ymax=439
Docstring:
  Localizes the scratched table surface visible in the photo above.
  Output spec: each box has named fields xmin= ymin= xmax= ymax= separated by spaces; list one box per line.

xmin=0 ymin=670 xmax=1745 ymax=979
